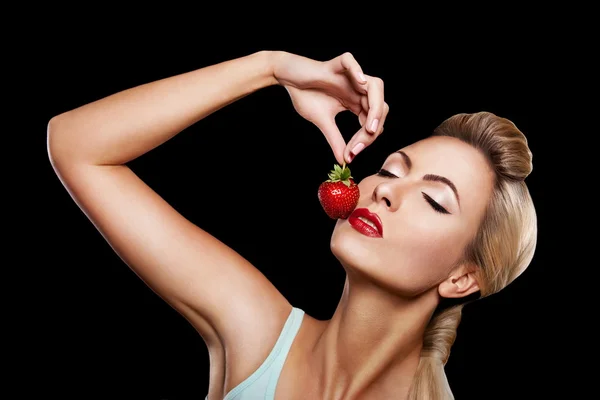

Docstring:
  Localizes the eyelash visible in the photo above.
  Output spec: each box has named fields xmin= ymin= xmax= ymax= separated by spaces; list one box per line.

xmin=376 ymin=169 xmax=450 ymax=215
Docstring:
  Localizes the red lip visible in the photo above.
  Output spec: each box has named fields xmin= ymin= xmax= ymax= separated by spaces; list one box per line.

xmin=348 ymin=208 xmax=383 ymax=238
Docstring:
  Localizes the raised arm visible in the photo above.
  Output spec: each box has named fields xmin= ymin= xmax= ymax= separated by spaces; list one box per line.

xmin=47 ymin=49 xmax=387 ymax=394
xmin=47 ymin=51 xmax=293 ymax=352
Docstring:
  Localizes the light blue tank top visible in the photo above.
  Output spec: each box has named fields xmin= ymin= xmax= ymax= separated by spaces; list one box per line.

xmin=205 ymin=306 xmax=305 ymax=400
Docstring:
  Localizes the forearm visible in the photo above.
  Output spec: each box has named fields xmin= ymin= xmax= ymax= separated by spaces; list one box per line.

xmin=48 ymin=50 xmax=278 ymax=166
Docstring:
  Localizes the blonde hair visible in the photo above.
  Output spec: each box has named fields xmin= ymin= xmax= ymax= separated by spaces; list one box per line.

xmin=406 ymin=112 xmax=538 ymax=400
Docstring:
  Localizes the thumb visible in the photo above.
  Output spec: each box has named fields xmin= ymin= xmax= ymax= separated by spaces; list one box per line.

xmin=315 ymin=117 xmax=347 ymax=166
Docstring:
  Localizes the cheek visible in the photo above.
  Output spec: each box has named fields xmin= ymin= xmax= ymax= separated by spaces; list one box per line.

xmin=405 ymin=219 xmax=460 ymax=263
xmin=385 ymin=216 xmax=465 ymax=290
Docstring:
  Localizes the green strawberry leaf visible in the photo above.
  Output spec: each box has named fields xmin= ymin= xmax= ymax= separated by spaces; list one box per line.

xmin=326 ymin=163 xmax=355 ymax=183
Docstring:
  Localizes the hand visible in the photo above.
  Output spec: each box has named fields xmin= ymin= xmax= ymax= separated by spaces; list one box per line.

xmin=272 ymin=51 xmax=389 ymax=165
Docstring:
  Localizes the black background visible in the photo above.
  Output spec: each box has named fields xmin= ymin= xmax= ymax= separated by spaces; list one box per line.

xmin=32 ymin=39 xmax=570 ymax=399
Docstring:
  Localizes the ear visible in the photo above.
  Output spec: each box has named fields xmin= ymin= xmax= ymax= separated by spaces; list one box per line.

xmin=438 ymin=263 xmax=480 ymax=299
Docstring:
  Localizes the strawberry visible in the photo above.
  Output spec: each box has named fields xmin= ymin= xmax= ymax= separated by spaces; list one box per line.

xmin=318 ymin=162 xmax=360 ymax=219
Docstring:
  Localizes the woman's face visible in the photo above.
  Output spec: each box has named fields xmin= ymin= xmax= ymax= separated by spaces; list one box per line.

xmin=331 ymin=135 xmax=495 ymax=297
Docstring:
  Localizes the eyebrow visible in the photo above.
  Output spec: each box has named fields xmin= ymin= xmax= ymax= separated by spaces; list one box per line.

xmin=395 ymin=150 xmax=461 ymax=207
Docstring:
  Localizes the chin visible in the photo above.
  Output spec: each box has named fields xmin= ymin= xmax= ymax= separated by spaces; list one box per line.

xmin=330 ymin=219 xmax=383 ymax=273
xmin=330 ymin=220 xmax=418 ymax=295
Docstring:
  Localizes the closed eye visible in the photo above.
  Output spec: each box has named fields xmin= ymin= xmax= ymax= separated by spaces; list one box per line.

xmin=421 ymin=192 xmax=450 ymax=214
xmin=376 ymin=169 xmax=451 ymax=215
xmin=376 ymin=168 xmax=398 ymax=178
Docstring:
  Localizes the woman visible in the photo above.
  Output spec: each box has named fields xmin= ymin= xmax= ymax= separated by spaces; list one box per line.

xmin=47 ymin=50 xmax=537 ymax=399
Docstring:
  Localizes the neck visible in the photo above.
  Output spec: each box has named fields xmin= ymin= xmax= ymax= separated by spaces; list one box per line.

xmin=308 ymin=270 xmax=439 ymax=400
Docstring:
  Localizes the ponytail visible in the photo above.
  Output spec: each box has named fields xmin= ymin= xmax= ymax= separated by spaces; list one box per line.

xmin=407 ymin=305 xmax=464 ymax=400
xmin=404 ymin=111 xmax=537 ymax=398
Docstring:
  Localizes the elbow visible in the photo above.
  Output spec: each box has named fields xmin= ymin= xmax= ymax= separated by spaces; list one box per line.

xmin=47 ymin=113 xmax=71 ymax=169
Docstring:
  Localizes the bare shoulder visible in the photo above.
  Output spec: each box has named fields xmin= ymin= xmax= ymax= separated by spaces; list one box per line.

xmin=215 ymin=297 xmax=291 ymax=393
xmin=220 ymin=306 xmax=328 ymax=397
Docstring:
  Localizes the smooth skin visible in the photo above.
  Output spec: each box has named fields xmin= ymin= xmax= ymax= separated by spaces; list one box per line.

xmin=48 ymin=51 xmax=491 ymax=399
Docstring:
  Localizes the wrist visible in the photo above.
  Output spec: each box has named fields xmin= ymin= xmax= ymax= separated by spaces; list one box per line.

xmin=262 ymin=50 xmax=288 ymax=86
xmin=253 ymin=50 xmax=280 ymax=87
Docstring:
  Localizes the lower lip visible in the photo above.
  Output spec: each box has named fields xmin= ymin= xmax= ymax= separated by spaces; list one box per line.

xmin=348 ymin=216 xmax=382 ymax=238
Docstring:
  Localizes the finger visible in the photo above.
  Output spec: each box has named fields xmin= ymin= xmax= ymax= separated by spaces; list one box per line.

xmin=316 ymin=117 xmax=347 ymax=166
xmin=326 ymin=76 xmax=363 ymax=115
xmin=363 ymin=76 xmax=385 ymax=134
xmin=344 ymin=126 xmax=378 ymax=164
xmin=360 ymin=102 xmax=388 ymax=136
xmin=329 ymin=52 xmax=368 ymax=93
xmin=316 ymin=68 xmax=363 ymax=115
xmin=377 ymin=102 xmax=390 ymax=135
xmin=358 ymin=108 xmax=367 ymax=127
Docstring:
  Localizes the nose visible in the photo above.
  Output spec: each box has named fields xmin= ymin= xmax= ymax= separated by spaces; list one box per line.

xmin=372 ymin=180 xmax=403 ymax=212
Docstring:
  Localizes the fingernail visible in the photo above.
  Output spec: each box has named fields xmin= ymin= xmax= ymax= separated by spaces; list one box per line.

xmin=359 ymin=73 xmax=367 ymax=83
xmin=370 ymin=119 xmax=379 ymax=133
xmin=351 ymin=142 xmax=365 ymax=156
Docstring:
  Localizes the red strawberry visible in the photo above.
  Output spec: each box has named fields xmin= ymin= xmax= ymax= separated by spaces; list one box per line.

xmin=318 ymin=163 xmax=360 ymax=219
